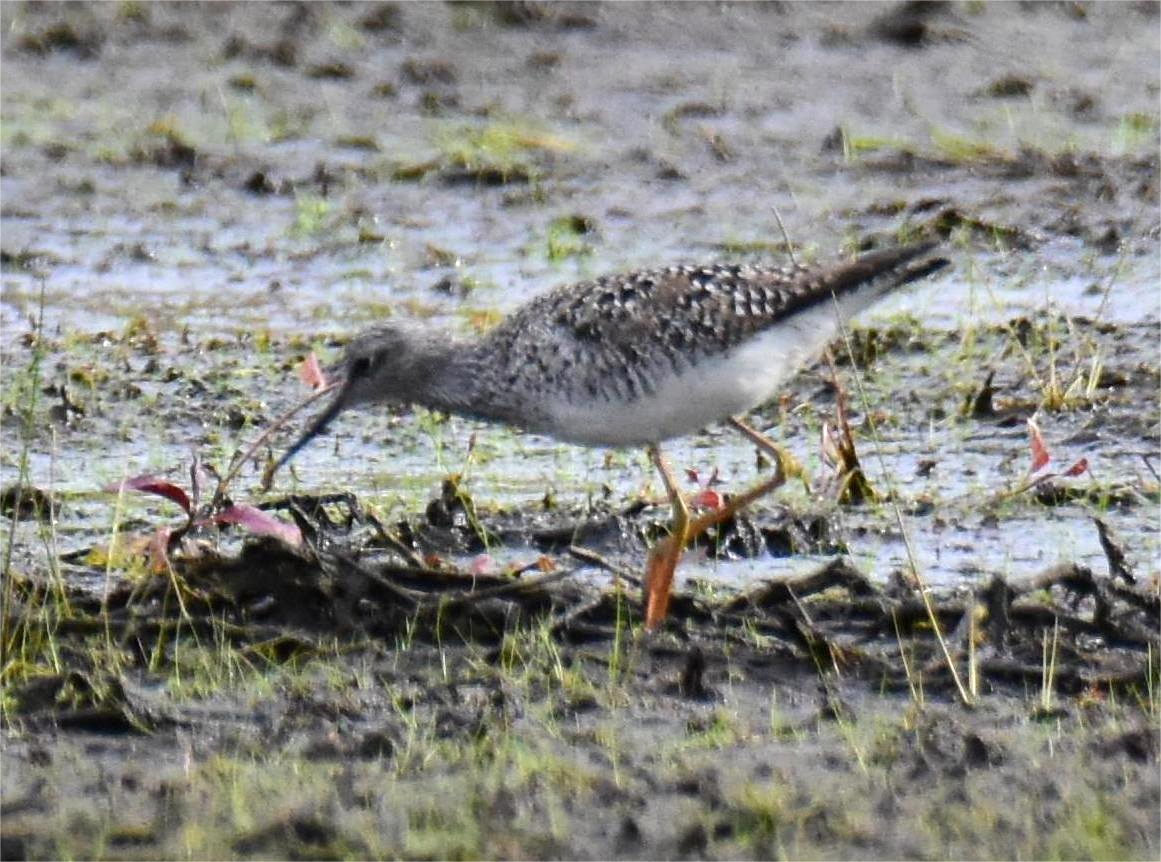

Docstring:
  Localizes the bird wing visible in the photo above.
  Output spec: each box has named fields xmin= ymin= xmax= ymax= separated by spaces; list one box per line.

xmin=533 ymin=241 xmax=945 ymax=363
xmin=479 ymin=242 xmax=947 ymax=407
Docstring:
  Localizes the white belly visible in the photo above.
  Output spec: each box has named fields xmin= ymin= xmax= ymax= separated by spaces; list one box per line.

xmin=542 ymin=304 xmax=844 ymax=446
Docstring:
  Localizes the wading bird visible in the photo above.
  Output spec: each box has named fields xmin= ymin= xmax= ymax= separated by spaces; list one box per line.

xmin=273 ymin=242 xmax=949 ymax=628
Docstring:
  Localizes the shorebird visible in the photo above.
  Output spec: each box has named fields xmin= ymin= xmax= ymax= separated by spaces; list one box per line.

xmin=273 ymin=241 xmax=949 ymax=628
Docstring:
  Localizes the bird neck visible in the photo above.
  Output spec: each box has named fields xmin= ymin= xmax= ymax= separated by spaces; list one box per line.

xmin=412 ymin=339 xmax=498 ymax=420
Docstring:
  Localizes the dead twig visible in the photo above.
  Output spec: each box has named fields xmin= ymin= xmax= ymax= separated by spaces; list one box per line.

xmin=568 ymin=544 xmax=642 ymax=588
xmin=1093 ymin=517 xmax=1136 ymax=585
xmin=420 ymin=567 xmax=580 ymax=610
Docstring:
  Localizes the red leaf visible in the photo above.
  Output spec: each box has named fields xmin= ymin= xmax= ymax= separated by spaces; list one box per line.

xmin=298 ymin=352 xmax=328 ymax=390
xmin=684 ymin=467 xmax=700 ymax=484
xmin=1027 ymin=418 xmax=1050 ymax=473
xmin=692 ymin=489 xmax=724 ymax=510
xmin=213 ymin=504 xmax=302 ymax=547
xmin=1062 ymin=457 xmax=1088 ymax=477
xmin=104 ymin=475 xmax=192 ymax=515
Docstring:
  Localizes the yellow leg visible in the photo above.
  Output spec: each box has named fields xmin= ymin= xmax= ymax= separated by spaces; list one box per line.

xmin=643 ymin=445 xmax=690 ymax=630
xmin=643 ymin=420 xmax=797 ymax=630
xmin=679 ymin=417 xmax=795 ymax=539
xmin=728 ymin=416 xmax=802 ymax=477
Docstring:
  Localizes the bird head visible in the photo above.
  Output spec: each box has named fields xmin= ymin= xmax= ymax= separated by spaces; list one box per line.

xmin=272 ymin=325 xmax=437 ymax=472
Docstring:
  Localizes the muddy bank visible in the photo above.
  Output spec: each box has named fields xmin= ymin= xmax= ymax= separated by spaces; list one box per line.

xmin=2 ymin=356 xmax=1158 ymax=859
xmin=2 ymin=2 xmax=1159 ymax=860
xmin=2 ymin=488 xmax=1158 ymax=859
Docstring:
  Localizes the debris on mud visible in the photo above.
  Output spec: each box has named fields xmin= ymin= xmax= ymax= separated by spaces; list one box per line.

xmin=6 ymin=486 xmax=1157 ymax=727
xmin=2 ymin=1 xmax=1158 ymax=858
xmin=4 ymin=482 xmax=1158 ymax=858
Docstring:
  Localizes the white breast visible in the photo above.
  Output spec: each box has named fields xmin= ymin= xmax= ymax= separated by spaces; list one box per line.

xmin=542 ymin=302 xmax=848 ymax=446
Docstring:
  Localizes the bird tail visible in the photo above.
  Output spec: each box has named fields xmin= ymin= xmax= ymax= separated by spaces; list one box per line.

xmin=831 ymin=240 xmax=949 ymax=301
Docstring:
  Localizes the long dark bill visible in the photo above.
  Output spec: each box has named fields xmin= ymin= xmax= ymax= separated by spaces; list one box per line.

xmin=269 ymin=379 xmax=351 ymax=475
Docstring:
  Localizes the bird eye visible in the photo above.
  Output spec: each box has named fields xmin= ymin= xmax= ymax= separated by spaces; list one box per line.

xmin=349 ymin=355 xmax=373 ymax=378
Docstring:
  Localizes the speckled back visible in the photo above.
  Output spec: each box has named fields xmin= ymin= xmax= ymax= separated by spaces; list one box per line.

xmin=467 ymin=243 xmax=947 ymax=422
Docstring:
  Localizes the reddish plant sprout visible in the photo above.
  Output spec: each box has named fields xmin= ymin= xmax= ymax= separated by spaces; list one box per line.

xmin=691 ymin=488 xmax=724 ymax=510
xmin=685 ymin=465 xmax=724 ymax=511
xmin=1008 ymin=417 xmax=1091 ymax=498
xmin=1027 ymin=418 xmax=1051 ymax=473
xmin=104 ymin=476 xmax=192 ymax=515
xmin=468 ymin=554 xmax=493 ymax=576
xmin=298 ymin=351 xmax=328 ymax=390
xmin=104 ymin=467 xmax=304 ymax=570
xmin=212 ymin=504 xmax=303 ymax=547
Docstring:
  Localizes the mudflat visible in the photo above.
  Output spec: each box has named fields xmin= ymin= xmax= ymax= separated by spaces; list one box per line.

xmin=2 ymin=3 xmax=1158 ymax=859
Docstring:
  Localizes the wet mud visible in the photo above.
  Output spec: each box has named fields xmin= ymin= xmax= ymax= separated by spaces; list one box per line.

xmin=2 ymin=2 xmax=1159 ymax=860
